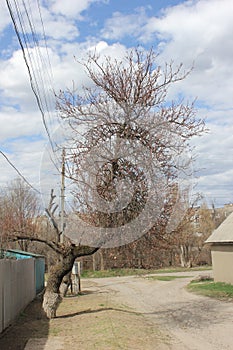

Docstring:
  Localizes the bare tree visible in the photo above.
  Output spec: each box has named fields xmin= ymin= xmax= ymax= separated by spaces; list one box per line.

xmin=42 ymin=189 xmax=98 ymax=317
xmin=0 ymin=180 xmax=98 ymax=318
xmin=0 ymin=178 xmax=40 ymax=251
xmin=56 ymin=48 xmax=205 ymax=247
xmin=166 ymin=201 xmax=215 ymax=268
xmin=1 ymin=48 xmax=206 ymax=318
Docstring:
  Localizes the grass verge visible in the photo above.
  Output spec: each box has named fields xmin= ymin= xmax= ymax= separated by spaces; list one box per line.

xmin=147 ymin=275 xmax=192 ymax=281
xmin=187 ymin=279 xmax=233 ymax=300
xmin=81 ymin=266 xmax=212 ymax=278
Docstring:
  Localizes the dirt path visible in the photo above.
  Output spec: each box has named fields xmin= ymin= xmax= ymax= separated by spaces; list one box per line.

xmin=88 ymin=271 xmax=233 ymax=349
xmin=1 ymin=270 xmax=233 ymax=349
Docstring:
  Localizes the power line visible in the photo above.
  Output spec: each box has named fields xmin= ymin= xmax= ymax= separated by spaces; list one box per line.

xmin=4 ymin=0 xmax=62 ymax=192
xmin=0 ymin=151 xmax=41 ymax=193
xmin=6 ymin=0 xmax=56 ymax=150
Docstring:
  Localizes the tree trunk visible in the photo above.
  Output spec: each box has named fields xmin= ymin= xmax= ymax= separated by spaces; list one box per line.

xmin=100 ymin=250 xmax=104 ymax=271
xmin=43 ymin=244 xmax=98 ymax=318
xmin=180 ymin=244 xmax=192 ymax=268
xmin=92 ymin=254 xmax=96 ymax=271
xmin=60 ymin=271 xmax=73 ymax=297
xmin=43 ymin=251 xmax=76 ymax=318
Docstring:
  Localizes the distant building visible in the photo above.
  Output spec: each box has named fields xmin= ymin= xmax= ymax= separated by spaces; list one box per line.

xmin=222 ymin=203 xmax=233 ymax=217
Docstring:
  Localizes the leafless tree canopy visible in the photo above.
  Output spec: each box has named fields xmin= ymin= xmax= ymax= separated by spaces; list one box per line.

xmin=56 ymin=48 xmax=205 ymax=236
xmin=0 ymin=178 xmax=40 ymax=251
xmin=57 ymin=48 xmax=204 ymax=136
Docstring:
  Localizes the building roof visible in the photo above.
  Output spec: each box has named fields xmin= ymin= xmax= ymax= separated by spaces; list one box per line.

xmin=4 ymin=249 xmax=44 ymax=259
xmin=205 ymin=212 xmax=233 ymax=244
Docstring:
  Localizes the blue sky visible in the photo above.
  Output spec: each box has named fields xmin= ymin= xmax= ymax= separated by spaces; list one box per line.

xmin=0 ymin=0 xmax=233 ymax=207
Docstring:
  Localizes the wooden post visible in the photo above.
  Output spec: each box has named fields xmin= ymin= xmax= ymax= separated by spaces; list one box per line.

xmin=72 ymin=261 xmax=81 ymax=294
xmin=60 ymin=148 xmax=65 ymax=244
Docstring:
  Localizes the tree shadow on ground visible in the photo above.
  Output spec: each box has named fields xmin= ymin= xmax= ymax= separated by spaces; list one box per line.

xmin=56 ymin=306 xmax=142 ymax=319
xmin=0 ymin=294 xmax=49 ymax=350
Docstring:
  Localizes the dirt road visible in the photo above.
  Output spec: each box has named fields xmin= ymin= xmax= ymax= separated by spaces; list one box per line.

xmin=88 ymin=271 xmax=233 ymax=350
xmin=2 ymin=270 xmax=233 ymax=349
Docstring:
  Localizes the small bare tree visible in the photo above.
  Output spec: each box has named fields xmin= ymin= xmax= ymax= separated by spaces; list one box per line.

xmin=166 ymin=201 xmax=215 ymax=267
xmin=0 ymin=181 xmax=98 ymax=318
xmin=42 ymin=189 xmax=98 ymax=317
xmin=0 ymin=178 xmax=40 ymax=251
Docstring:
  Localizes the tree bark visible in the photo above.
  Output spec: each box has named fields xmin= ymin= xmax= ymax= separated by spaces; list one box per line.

xmin=180 ymin=244 xmax=192 ymax=268
xmin=100 ymin=250 xmax=104 ymax=271
xmin=60 ymin=271 xmax=73 ymax=297
xmin=43 ymin=244 xmax=98 ymax=318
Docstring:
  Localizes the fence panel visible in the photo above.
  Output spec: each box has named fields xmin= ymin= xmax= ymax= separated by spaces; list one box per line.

xmin=0 ymin=263 xmax=3 ymax=333
xmin=0 ymin=258 xmax=36 ymax=333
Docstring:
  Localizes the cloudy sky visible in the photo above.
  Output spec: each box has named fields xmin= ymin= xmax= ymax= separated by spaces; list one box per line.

xmin=0 ymin=0 xmax=233 ymax=208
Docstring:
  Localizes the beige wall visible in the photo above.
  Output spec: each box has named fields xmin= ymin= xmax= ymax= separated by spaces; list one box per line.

xmin=211 ymin=245 xmax=233 ymax=284
xmin=0 ymin=259 xmax=36 ymax=333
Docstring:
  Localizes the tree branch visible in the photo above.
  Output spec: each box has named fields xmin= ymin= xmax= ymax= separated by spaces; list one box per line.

xmin=8 ymin=234 xmax=63 ymax=255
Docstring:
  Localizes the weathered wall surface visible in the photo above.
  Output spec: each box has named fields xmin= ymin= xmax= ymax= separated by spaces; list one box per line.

xmin=0 ymin=258 xmax=36 ymax=333
xmin=211 ymin=245 xmax=233 ymax=284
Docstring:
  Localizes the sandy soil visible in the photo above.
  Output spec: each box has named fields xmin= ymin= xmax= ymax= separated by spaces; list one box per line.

xmin=1 ymin=270 xmax=233 ymax=349
xmin=89 ymin=270 xmax=233 ymax=349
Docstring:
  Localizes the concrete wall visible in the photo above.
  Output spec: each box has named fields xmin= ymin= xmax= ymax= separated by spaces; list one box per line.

xmin=211 ymin=245 xmax=233 ymax=284
xmin=0 ymin=258 xmax=36 ymax=333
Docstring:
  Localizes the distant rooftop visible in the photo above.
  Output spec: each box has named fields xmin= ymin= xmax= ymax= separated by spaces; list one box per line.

xmin=205 ymin=212 xmax=233 ymax=244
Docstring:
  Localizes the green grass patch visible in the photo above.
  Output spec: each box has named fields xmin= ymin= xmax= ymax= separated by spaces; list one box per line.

xmin=81 ymin=266 xmax=212 ymax=278
xmin=187 ymin=279 xmax=233 ymax=299
xmin=153 ymin=266 xmax=212 ymax=274
xmin=147 ymin=275 xmax=192 ymax=281
xmin=81 ymin=268 xmax=147 ymax=278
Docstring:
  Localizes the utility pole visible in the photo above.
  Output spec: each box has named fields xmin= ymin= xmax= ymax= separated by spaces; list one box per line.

xmin=60 ymin=148 xmax=65 ymax=244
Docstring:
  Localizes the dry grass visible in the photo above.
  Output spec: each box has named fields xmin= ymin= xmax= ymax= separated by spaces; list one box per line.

xmin=0 ymin=280 xmax=166 ymax=350
xmin=51 ymin=281 xmax=166 ymax=349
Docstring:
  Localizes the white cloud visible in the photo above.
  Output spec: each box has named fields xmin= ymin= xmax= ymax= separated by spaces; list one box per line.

xmin=0 ymin=108 xmax=44 ymax=141
xmin=141 ymin=0 xmax=233 ymax=45
xmin=0 ymin=139 xmax=45 ymax=192
xmin=1 ymin=1 xmax=79 ymax=42
xmin=43 ymin=10 xmax=77 ymax=40
xmin=101 ymin=7 xmax=148 ymax=40
xmin=0 ymin=51 xmax=33 ymax=104
xmin=41 ymin=13 xmax=79 ymax=40
xmin=100 ymin=0 xmax=233 ymax=109
xmin=0 ymin=36 xmax=128 ymax=197
xmin=1 ymin=0 xmax=233 ymax=207
xmin=196 ymin=168 xmax=233 ymax=206
xmin=89 ymin=40 xmax=127 ymax=58
xmin=50 ymin=40 xmax=128 ymax=93
xmin=48 ymin=0 xmax=107 ymax=19
xmin=192 ymin=113 xmax=233 ymax=205
xmin=142 ymin=0 xmax=233 ymax=108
